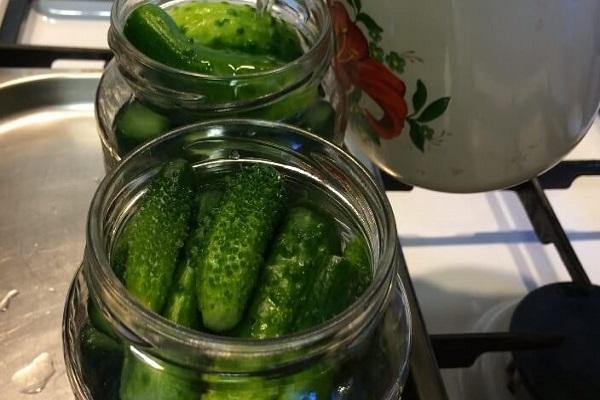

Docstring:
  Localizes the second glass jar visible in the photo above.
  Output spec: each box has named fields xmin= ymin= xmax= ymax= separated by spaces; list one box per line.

xmin=96 ymin=0 xmax=347 ymax=170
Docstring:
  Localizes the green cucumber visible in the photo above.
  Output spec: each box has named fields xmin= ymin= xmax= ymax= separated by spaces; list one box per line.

xmin=199 ymin=164 xmax=285 ymax=332
xmin=123 ymin=3 xmax=325 ymax=126
xmin=161 ymin=261 xmax=200 ymax=329
xmin=81 ymin=325 xmax=122 ymax=360
xmin=187 ymin=189 xmax=224 ymax=258
xmin=88 ymin=300 xmax=118 ymax=340
xmin=124 ymin=4 xmax=283 ymax=75
xmin=282 ymin=237 xmax=372 ymax=400
xmin=81 ymin=325 xmax=123 ymax=400
xmin=123 ymin=159 xmax=194 ymax=312
xmin=343 ymin=236 xmax=372 ymax=297
xmin=202 ymin=391 xmax=275 ymax=400
xmin=120 ymin=351 xmax=201 ymax=400
xmin=202 ymin=378 xmax=278 ymax=400
xmin=124 ymin=3 xmax=205 ymax=72
xmin=169 ymin=2 xmax=302 ymax=62
xmin=296 ymin=99 xmax=336 ymax=141
xmin=278 ymin=365 xmax=333 ymax=400
xmin=162 ymin=190 xmax=223 ymax=328
xmin=244 ymin=85 xmax=320 ymax=123
xmin=292 ymin=256 xmax=354 ymax=331
xmin=120 ymin=187 xmax=222 ymax=400
xmin=279 ymin=257 xmax=353 ymax=400
xmin=111 ymin=230 xmax=129 ymax=281
xmin=293 ymin=237 xmax=372 ymax=331
xmin=238 ymin=207 xmax=341 ymax=338
xmin=114 ymin=100 xmax=172 ymax=154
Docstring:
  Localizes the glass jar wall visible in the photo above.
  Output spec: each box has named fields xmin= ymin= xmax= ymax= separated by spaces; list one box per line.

xmin=96 ymin=0 xmax=347 ymax=170
xmin=63 ymin=120 xmax=410 ymax=400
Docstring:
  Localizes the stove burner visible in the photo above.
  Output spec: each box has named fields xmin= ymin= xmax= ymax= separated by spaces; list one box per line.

xmin=510 ymin=282 xmax=600 ymax=400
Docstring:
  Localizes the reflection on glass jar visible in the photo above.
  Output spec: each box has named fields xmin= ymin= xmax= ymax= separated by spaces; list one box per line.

xmin=96 ymin=0 xmax=347 ymax=171
xmin=63 ymin=120 xmax=410 ymax=400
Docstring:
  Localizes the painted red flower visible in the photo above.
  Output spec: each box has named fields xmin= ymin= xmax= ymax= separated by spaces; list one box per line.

xmin=331 ymin=1 xmax=408 ymax=139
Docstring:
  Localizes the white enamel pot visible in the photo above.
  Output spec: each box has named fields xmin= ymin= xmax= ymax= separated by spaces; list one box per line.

xmin=336 ymin=0 xmax=600 ymax=192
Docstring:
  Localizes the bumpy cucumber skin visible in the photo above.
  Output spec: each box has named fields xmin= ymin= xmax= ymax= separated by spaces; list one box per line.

xmin=281 ymin=237 xmax=372 ymax=400
xmin=292 ymin=255 xmax=352 ymax=331
xmin=162 ymin=190 xmax=223 ymax=328
xmin=169 ymin=2 xmax=302 ymax=62
xmin=115 ymin=100 xmax=172 ymax=154
xmin=161 ymin=261 xmax=199 ymax=329
xmin=123 ymin=4 xmax=336 ymax=137
xmin=281 ymin=238 xmax=372 ymax=400
xmin=293 ymin=236 xmax=372 ymax=332
xmin=342 ymin=236 xmax=372 ymax=298
xmin=123 ymin=159 xmax=194 ymax=313
xmin=124 ymin=4 xmax=207 ymax=72
xmin=124 ymin=4 xmax=283 ymax=75
xmin=188 ymin=190 xmax=224 ymax=257
xmin=81 ymin=325 xmax=122 ymax=359
xmin=238 ymin=207 xmax=341 ymax=338
xmin=202 ymin=382 xmax=278 ymax=400
xmin=81 ymin=325 xmax=123 ymax=400
xmin=111 ymin=231 xmax=129 ymax=281
xmin=244 ymin=85 xmax=319 ymax=123
xmin=296 ymin=99 xmax=336 ymax=141
xmin=120 ymin=189 xmax=225 ymax=400
xmin=199 ymin=165 xmax=285 ymax=332
xmin=120 ymin=352 xmax=201 ymax=400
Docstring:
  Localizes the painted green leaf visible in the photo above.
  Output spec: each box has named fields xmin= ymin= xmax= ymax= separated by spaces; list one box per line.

xmin=356 ymin=13 xmax=383 ymax=36
xmin=423 ymin=126 xmax=435 ymax=140
xmin=412 ymin=80 xmax=427 ymax=114
xmin=417 ymin=97 xmax=451 ymax=123
xmin=408 ymin=120 xmax=425 ymax=152
xmin=385 ymin=51 xmax=405 ymax=73
xmin=369 ymin=42 xmax=384 ymax=62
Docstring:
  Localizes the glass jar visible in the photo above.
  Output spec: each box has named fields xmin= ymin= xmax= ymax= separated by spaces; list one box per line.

xmin=63 ymin=120 xmax=410 ymax=399
xmin=96 ymin=0 xmax=347 ymax=171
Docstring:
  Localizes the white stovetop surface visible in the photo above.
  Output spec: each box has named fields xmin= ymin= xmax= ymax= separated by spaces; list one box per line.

xmin=10 ymin=7 xmax=600 ymax=399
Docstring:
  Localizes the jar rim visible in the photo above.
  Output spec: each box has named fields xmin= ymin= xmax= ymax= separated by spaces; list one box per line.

xmin=109 ymin=0 xmax=332 ymax=82
xmin=86 ymin=119 xmax=404 ymax=364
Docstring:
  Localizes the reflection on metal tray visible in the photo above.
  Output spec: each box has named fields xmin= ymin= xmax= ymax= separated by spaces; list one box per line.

xmin=0 ymin=70 xmax=103 ymax=400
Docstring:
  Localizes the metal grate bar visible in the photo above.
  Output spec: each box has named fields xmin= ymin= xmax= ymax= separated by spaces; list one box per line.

xmin=396 ymin=242 xmax=449 ymax=400
xmin=431 ymin=332 xmax=563 ymax=369
xmin=513 ymin=178 xmax=592 ymax=286
xmin=537 ymin=160 xmax=600 ymax=189
xmin=0 ymin=44 xmax=112 ymax=67
xmin=0 ymin=0 xmax=33 ymax=43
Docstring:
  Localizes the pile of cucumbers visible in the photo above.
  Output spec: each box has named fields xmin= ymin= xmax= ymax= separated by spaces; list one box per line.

xmin=113 ymin=1 xmax=336 ymax=154
xmin=83 ymin=160 xmax=372 ymax=399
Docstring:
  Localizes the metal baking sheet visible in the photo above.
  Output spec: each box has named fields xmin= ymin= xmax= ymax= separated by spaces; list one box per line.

xmin=0 ymin=70 xmax=103 ymax=400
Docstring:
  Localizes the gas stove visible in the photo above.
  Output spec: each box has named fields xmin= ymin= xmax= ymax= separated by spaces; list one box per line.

xmin=388 ymin=122 xmax=600 ymax=399
xmin=1 ymin=3 xmax=599 ymax=399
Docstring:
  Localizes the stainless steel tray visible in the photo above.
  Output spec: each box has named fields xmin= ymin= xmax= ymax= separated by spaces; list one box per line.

xmin=0 ymin=70 xmax=103 ymax=400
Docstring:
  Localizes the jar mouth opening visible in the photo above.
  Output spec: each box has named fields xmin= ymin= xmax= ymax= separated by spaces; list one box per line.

xmin=109 ymin=0 xmax=332 ymax=82
xmin=87 ymin=119 xmax=399 ymax=359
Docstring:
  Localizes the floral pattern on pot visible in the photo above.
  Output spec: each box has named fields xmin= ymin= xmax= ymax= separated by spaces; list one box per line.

xmin=332 ymin=0 xmax=451 ymax=152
